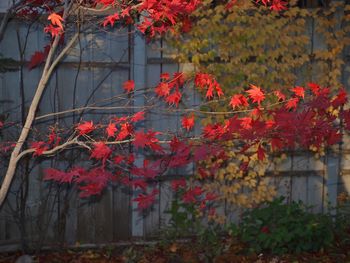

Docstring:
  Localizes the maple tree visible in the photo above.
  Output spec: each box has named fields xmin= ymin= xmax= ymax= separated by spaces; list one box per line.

xmin=0 ymin=0 xmax=349 ymax=224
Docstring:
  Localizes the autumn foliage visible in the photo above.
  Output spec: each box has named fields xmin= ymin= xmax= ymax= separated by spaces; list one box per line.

xmin=1 ymin=0 xmax=350 ymax=218
xmin=24 ymin=74 xmax=350 ymax=212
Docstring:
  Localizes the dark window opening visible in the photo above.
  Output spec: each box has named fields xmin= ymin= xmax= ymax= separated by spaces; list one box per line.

xmin=298 ymin=0 xmax=332 ymax=8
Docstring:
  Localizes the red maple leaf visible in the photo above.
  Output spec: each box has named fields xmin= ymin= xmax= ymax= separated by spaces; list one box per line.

xmin=257 ymin=144 xmax=266 ymax=161
xmin=123 ymin=80 xmax=135 ymax=93
xmin=230 ymin=94 xmax=248 ymax=109
xmin=116 ymin=122 xmax=133 ymax=140
xmin=308 ymin=82 xmax=320 ymax=95
xmin=274 ymin=90 xmax=286 ymax=101
xmin=48 ymin=13 xmax=64 ymax=29
xmin=31 ymin=141 xmax=48 ymax=156
xmin=215 ymin=83 xmax=224 ymax=97
xmin=240 ymin=117 xmax=253 ymax=129
xmin=131 ymin=111 xmax=145 ymax=122
xmin=28 ymin=51 xmax=46 ymax=70
xmin=291 ymin=86 xmax=305 ymax=99
xmin=133 ymin=130 xmax=161 ymax=151
xmin=246 ymin=84 xmax=265 ymax=105
xmin=44 ymin=24 xmax=62 ymax=37
xmin=131 ymin=159 xmax=160 ymax=179
xmin=271 ymin=137 xmax=283 ymax=151
xmin=113 ymin=155 xmax=124 ymax=164
xmin=132 ymin=189 xmax=159 ymax=210
xmin=106 ymin=122 xmax=117 ymax=138
xmin=165 ymin=91 xmax=182 ymax=107
xmin=182 ymin=114 xmax=195 ymax=131
xmin=171 ymin=178 xmax=186 ymax=191
xmin=133 ymin=131 xmax=149 ymax=149
xmin=155 ymin=82 xmax=170 ymax=97
xmin=181 ymin=16 xmax=192 ymax=33
xmin=183 ymin=186 xmax=203 ymax=203
xmin=206 ymin=85 xmax=214 ymax=99
xmin=77 ymin=121 xmax=94 ymax=135
xmin=43 ymin=168 xmax=79 ymax=183
xmin=160 ymin=72 xmax=170 ymax=80
xmin=270 ymin=0 xmax=288 ymax=11
xmin=204 ymin=192 xmax=217 ymax=202
xmin=102 ymin=13 xmax=120 ymax=27
xmin=332 ymin=88 xmax=348 ymax=108
xmin=47 ymin=129 xmax=61 ymax=146
xmin=90 ymin=142 xmax=112 ymax=164
xmin=285 ymin=98 xmax=299 ymax=110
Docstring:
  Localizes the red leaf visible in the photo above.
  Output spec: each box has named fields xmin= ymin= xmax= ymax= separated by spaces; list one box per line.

xmin=327 ymin=130 xmax=342 ymax=145
xmin=183 ymin=186 xmax=203 ymax=203
xmin=90 ymin=142 xmax=111 ymax=164
xmin=48 ymin=13 xmax=64 ymax=29
xmin=251 ymin=107 xmax=263 ymax=119
xmin=31 ymin=141 xmax=48 ymax=156
xmin=215 ymin=83 xmax=224 ymax=97
xmin=274 ymin=90 xmax=286 ymax=101
xmin=271 ymin=137 xmax=283 ymax=151
xmin=257 ymin=144 xmax=266 ymax=161
xmin=116 ymin=122 xmax=133 ymax=140
xmin=106 ymin=122 xmax=117 ymax=138
xmin=291 ymin=86 xmax=305 ymax=99
xmin=133 ymin=130 xmax=161 ymax=151
xmin=204 ymin=192 xmax=217 ymax=201
xmin=102 ymin=13 xmax=120 ymax=27
xmin=270 ymin=0 xmax=288 ymax=11
xmin=285 ymin=98 xmax=299 ymax=110
xmin=246 ymin=84 xmax=265 ymax=105
xmin=77 ymin=121 xmax=94 ymax=135
xmin=171 ymin=178 xmax=186 ymax=191
xmin=240 ymin=117 xmax=252 ymax=129
xmin=181 ymin=17 xmax=192 ymax=33
xmin=230 ymin=94 xmax=248 ymax=109
xmin=182 ymin=114 xmax=195 ymax=131
xmin=332 ymin=88 xmax=348 ymax=108
xmin=165 ymin=91 xmax=182 ymax=107
xmin=44 ymin=168 xmax=79 ymax=183
xmin=28 ymin=51 xmax=46 ymax=70
xmin=155 ymin=82 xmax=170 ymax=97
xmin=133 ymin=189 xmax=159 ymax=210
xmin=131 ymin=159 xmax=160 ymax=179
xmin=131 ymin=111 xmax=145 ymax=123
xmin=113 ymin=155 xmax=124 ymax=164
xmin=308 ymin=82 xmax=320 ymax=95
xmin=160 ymin=72 xmax=170 ymax=80
xmin=44 ymin=24 xmax=62 ymax=37
xmin=123 ymin=80 xmax=135 ymax=93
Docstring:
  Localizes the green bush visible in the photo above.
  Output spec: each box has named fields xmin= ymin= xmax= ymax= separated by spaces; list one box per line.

xmin=232 ymin=197 xmax=334 ymax=254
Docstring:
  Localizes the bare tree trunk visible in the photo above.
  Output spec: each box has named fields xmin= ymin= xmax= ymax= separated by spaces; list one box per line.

xmin=0 ymin=1 xmax=78 ymax=208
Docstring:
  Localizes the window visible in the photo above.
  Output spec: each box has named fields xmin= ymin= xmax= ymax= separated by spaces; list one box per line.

xmin=298 ymin=0 xmax=332 ymax=8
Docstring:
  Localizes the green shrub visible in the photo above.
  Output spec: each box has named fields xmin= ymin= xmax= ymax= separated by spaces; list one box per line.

xmin=231 ymin=197 xmax=334 ymax=254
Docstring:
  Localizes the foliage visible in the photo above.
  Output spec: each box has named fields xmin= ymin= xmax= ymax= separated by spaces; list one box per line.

xmin=166 ymin=0 xmax=350 ymax=211
xmin=231 ymin=197 xmax=335 ymax=254
xmin=170 ymin=0 xmax=350 ymax=91
xmin=164 ymin=197 xmax=201 ymax=237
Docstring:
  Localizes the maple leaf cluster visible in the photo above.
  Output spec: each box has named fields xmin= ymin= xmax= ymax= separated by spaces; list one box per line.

xmin=96 ymin=0 xmax=201 ymax=37
xmin=30 ymin=72 xmax=350 ymax=211
xmin=256 ymin=0 xmax=288 ymax=11
xmin=194 ymin=73 xmax=224 ymax=100
xmin=155 ymin=72 xmax=186 ymax=107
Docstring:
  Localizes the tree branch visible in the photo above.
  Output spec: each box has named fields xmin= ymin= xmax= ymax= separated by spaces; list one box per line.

xmin=0 ymin=1 xmax=77 ymax=208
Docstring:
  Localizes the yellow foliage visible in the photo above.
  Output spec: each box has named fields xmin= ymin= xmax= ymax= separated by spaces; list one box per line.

xmin=166 ymin=1 xmax=350 ymax=219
